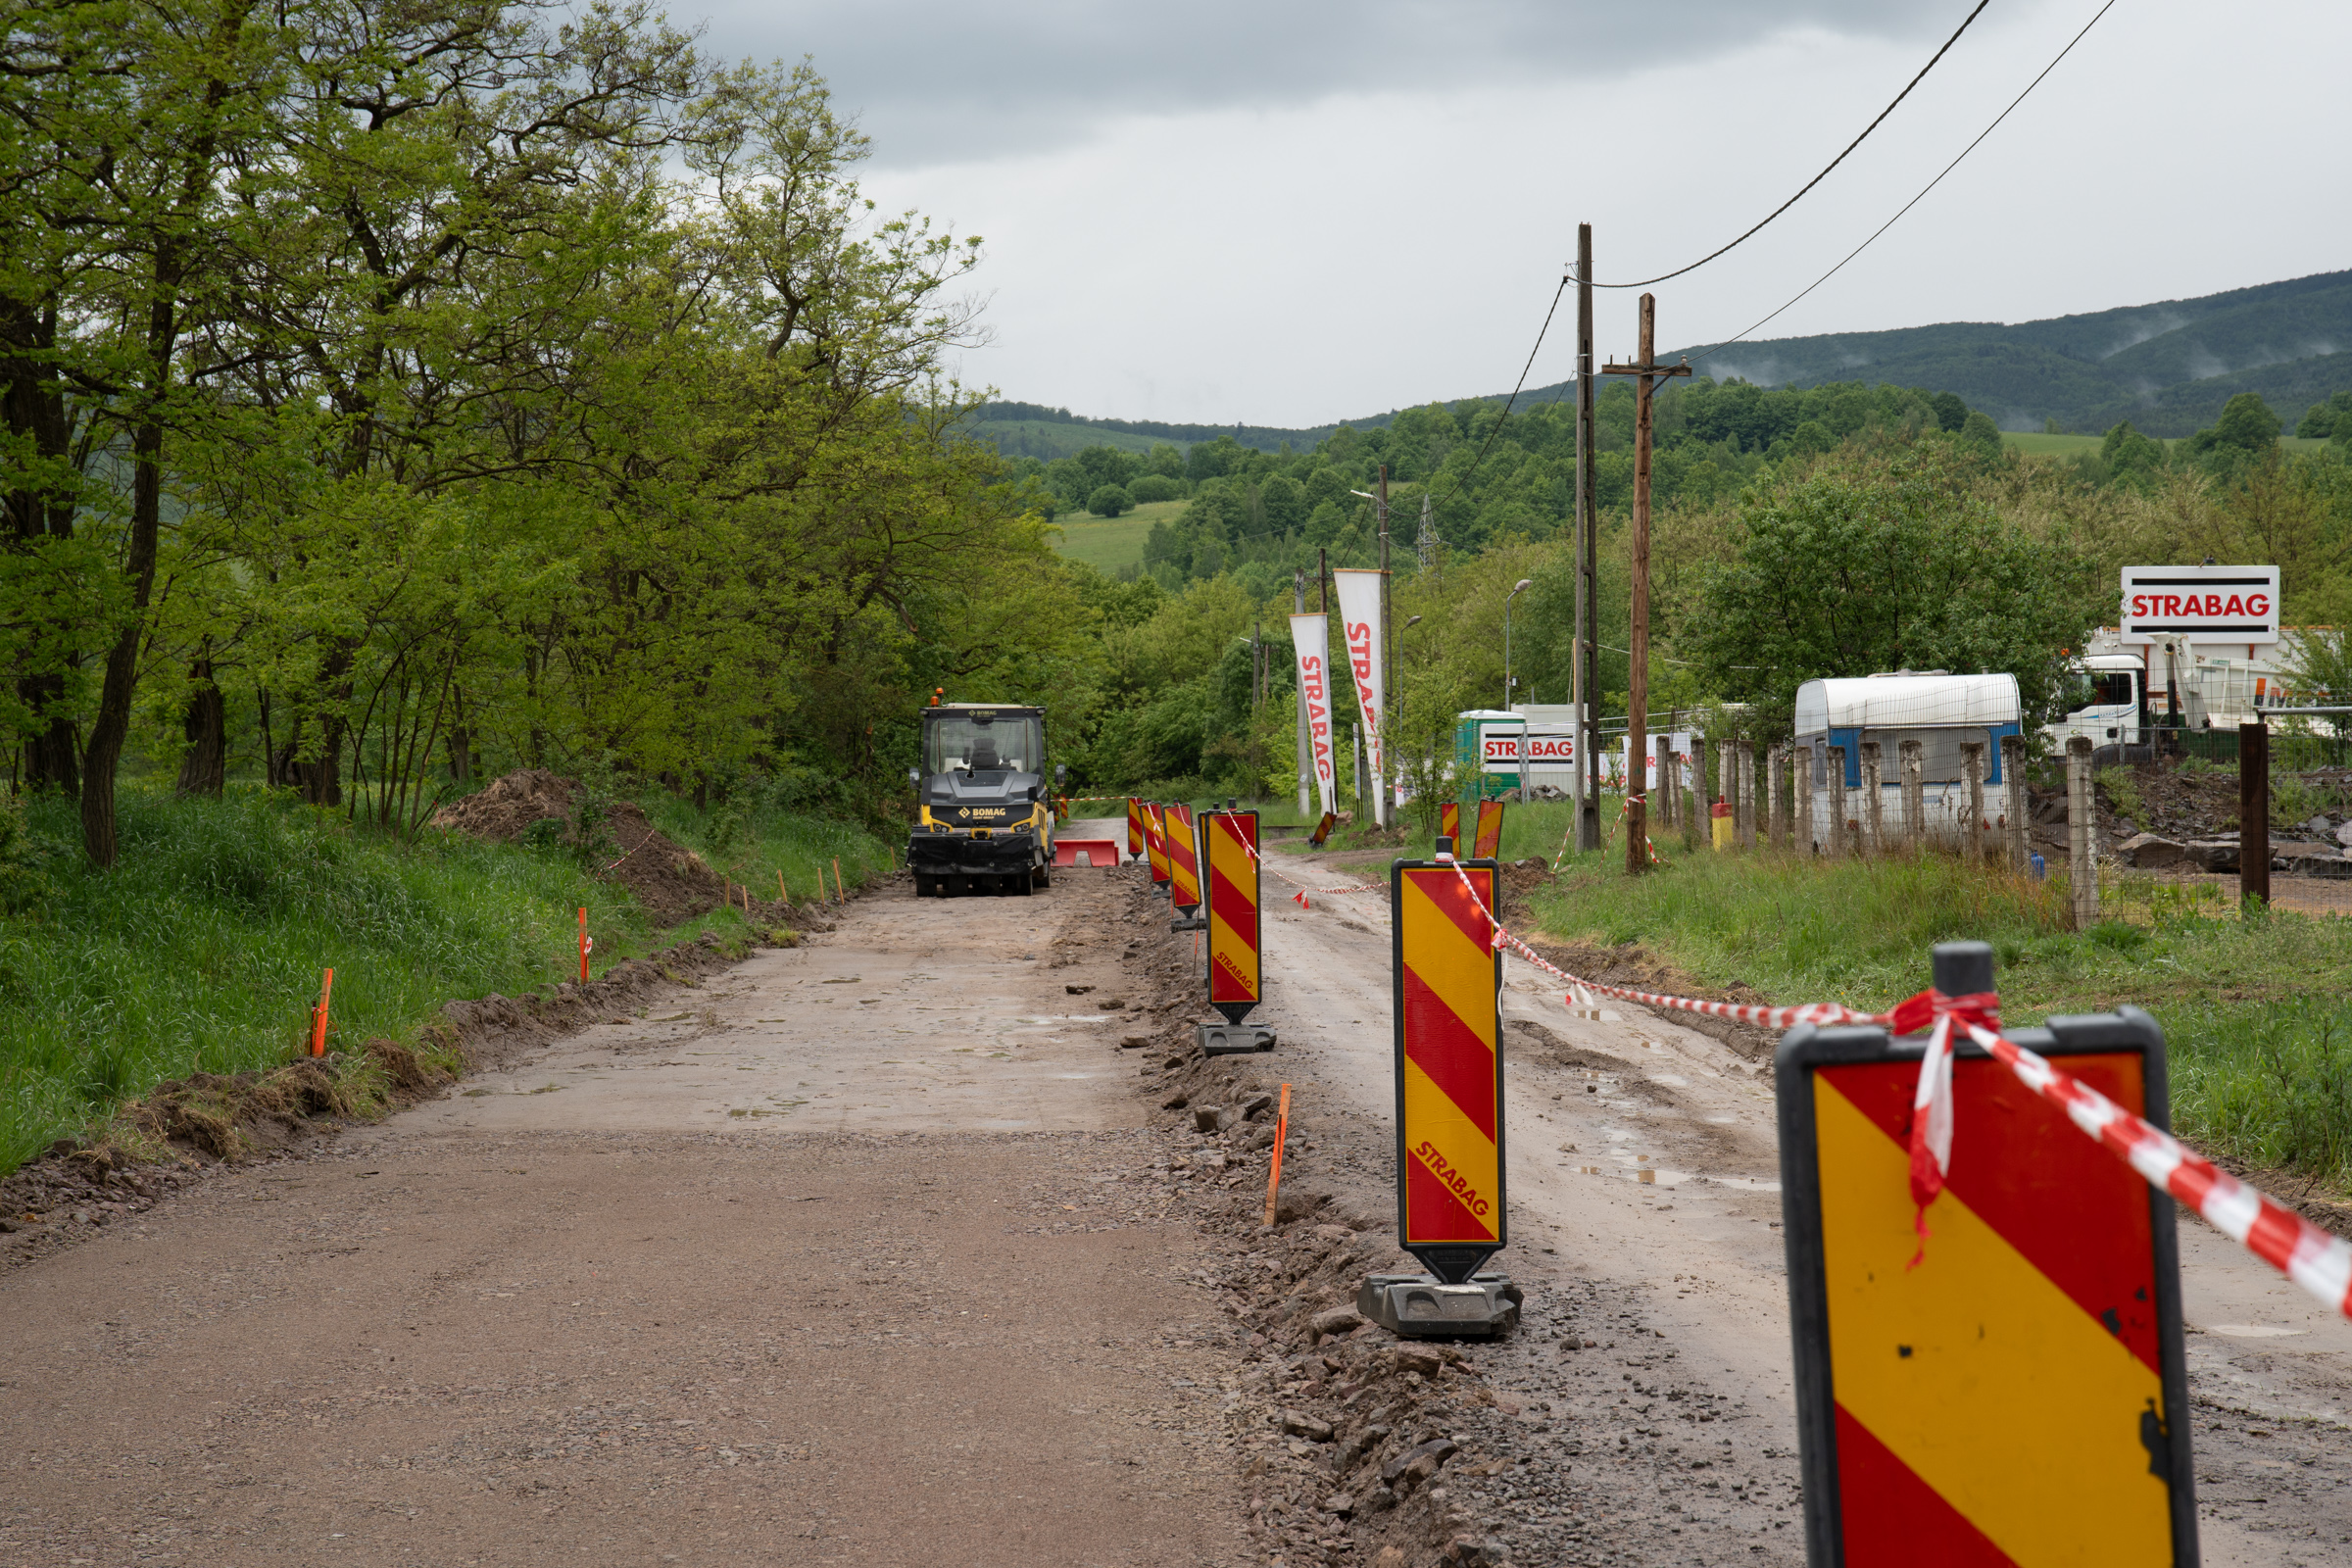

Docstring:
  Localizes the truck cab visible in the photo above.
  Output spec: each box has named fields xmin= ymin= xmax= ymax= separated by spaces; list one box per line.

xmin=907 ymin=703 xmax=1055 ymax=897
xmin=2044 ymin=657 xmax=2142 ymax=762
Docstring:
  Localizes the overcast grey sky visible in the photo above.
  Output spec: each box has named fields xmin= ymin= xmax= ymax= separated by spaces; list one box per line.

xmin=692 ymin=0 xmax=2350 ymax=427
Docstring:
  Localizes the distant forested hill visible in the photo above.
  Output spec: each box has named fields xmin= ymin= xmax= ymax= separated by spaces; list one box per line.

xmin=964 ymin=268 xmax=2352 ymax=448
xmin=1671 ymin=269 xmax=2352 ymax=436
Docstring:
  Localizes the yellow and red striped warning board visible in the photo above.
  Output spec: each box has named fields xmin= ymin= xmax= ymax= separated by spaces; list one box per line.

xmin=1392 ymin=859 xmax=1505 ymax=1283
xmin=1126 ymin=797 xmax=1145 ymax=861
xmin=1439 ymin=801 xmax=1460 ymax=847
xmin=1144 ymin=803 xmax=1170 ymax=885
xmin=1166 ymin=803 xmax=1201 ymax=914
xmin=1205 ymin=810 xmax=1260 ymax=1022
xmin=1472 ymin=799 xmax=1505 ymax=860
xmin=1778 ymin=1011 xmax=2195 ymax=1565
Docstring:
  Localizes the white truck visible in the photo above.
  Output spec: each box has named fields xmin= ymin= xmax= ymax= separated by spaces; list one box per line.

xmin=2043 ymin=631 xmax=2311 ymax=761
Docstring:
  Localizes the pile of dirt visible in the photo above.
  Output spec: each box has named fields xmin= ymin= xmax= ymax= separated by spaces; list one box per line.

xmin=428 ymin=769 xmax=731 ymax=924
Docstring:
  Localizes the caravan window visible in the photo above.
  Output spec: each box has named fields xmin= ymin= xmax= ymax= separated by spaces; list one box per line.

xmin=1859 ymin=727 xmax=1993 ymax=784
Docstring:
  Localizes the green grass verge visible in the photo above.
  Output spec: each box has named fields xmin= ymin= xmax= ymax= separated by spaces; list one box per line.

xmin=1527 ymin=833 xmax=2352 ymax=1188
xmin=640 ymin=795 xmax=896 ymax=906
xmin=0 ymin=784 xmax=893 ymax=1177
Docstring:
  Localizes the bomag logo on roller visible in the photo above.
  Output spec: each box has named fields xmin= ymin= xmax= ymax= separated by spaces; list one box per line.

xmin=965 ymin=808 xmax=1007 ymax=818
xmin=1414 ymin=1140 xmax=1492 ymax=1217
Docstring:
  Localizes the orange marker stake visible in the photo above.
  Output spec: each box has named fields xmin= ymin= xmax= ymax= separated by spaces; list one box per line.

xmin=310 ymin=967 xmax=335 ymax=1057
xmin=777 ymin=869 xmax=787 ymax=904
xmin=1262 ymin=1083 xmax=1293 ymax=1227
xmin=833 ymin=858 xmax=845 ymax=905
xmin=578 ymin=906 xmax=591 ymax=982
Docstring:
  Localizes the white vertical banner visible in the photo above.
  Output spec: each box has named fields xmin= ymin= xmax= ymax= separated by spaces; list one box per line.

xmin=1289 ymin=613 xmax=1338 ymax=818
xmin=1332 ymin=569 xmax=1386 ymax=778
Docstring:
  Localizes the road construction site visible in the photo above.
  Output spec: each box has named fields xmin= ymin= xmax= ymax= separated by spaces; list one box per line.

xmin=4 ymin=818 xmax=2350 ymax=1567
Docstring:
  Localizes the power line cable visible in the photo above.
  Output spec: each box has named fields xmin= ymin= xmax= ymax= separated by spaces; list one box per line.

xmin=1596 ymin=0 xmax=1990 ymax=290
xmin=1421 ymin=275 xmax=1570 ymax=518
xmin=1692 ymin=0 xmax=2117 ymax=367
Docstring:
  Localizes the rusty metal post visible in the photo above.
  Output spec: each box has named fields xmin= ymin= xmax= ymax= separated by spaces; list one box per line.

xmin=1860 ymin=742 xmax=1885 ymax=857
xmin=2240 ymin=721 xmax=2270 ymax=909
xmin=2066 ymin=736 xmax=2097 ymax=929
xmin=2001 ymin=734 xmax=2029 ymax=868
xmin=1899 ymin=738 xmax=1926 ymax=852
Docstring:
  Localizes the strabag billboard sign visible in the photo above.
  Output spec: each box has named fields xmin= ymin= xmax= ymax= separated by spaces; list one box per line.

xmin=2119 ymin=565 xmax=2278 ymax=645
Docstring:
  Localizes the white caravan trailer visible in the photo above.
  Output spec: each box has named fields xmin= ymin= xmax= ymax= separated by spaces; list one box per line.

xmin=1792 ymin=673 xmax=2025 ymax=849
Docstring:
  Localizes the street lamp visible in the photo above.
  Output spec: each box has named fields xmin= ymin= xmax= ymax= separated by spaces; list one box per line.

xmin=1505 ymin=578 xmax=1534 ymax=804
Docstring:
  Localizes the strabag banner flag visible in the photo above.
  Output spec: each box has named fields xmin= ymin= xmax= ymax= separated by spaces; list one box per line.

xmin=1332 ymin=569 xmax=1387 ymax=778
xmin=1289 ymin=613 xmax=1338 ymax=818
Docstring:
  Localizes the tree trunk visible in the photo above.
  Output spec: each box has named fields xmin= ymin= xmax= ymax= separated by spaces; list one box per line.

xmin=80 ymin=417 xmax=166 ymax=865
xmin=175 ymin=660 xmax=226 ymax=796
xmin=17 ymin=673 xmax=80 ymax=793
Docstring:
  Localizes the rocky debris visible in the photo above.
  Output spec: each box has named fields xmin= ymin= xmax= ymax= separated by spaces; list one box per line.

xmin=2337 ymin=822 xmax=2352 ymax=850
xmin=1194 ymin=1104 xmax=1226 ymax=1134
xmin=2184 ymin=838 xmax=2241 ymax=872
xmin=1310 ymin=1304 xmax=1365 ymax=1341
xmin=2119 ymin=832 xmax=2187 ymax=868
xmin=1065 ymin=983 xmax=1095 ymax=995
xmin=2276 ymin=848 xmax=2352 ymax=879
xmin=426 ymin=769 xmax=756 ymax=923
xmin=1119 ymin=1034 xmax=1152 ymax=1050
xmin=1279 ymin=1408 xmax=1335 ymax=1442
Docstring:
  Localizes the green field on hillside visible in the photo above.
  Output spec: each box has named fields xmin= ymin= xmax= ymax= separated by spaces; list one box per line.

xmin=1051 ymin=500 xmax=1183 ymax=574
xmin=2003 ymin=431 xmax=2332 ymax=457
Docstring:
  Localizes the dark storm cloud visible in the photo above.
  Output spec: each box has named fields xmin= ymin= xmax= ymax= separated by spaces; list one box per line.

xmin=694 ymin=0 xmax=1944 ymax=163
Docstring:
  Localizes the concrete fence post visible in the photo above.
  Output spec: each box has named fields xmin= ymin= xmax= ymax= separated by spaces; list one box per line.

xmin=1767 ymin=742 xmax=1786 ymax=851
xmin=2065 ymin=736 xmax=2097 ymax=928
xmin=1961 ymin=742 xmax=1987 ymax=862
xmin=1737 ymin=742 xmax=1756 ymax=850
xmin=1826 ymin=745 xmax=1848 ymax=857
xmin=2001 ymin=734 xmax=2029 ymax=867
xmin=1900 ymin=738 xmax=1926 ymax=852
xmin=1794 ymin=746 xmax=1814 ymax=855
xmin=1689 ymin=735 xmax=1708 ymax=853
xmin=1860 ymin=742 xmax=1885 ymax=857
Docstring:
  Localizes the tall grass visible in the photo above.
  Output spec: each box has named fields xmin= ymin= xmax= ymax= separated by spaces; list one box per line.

xmin=1523 ymin=833 xmax=2352 ymax=1187
xmin=0 ymin=784 xmax=881 ymax=1176
xmin=642 ymin=794 xmax=895 ymax=905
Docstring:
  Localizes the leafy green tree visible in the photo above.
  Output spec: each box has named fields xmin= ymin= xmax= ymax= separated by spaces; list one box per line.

xmin=1959 ymin=411 xmax=2004 ymax=454
xmin=1088 ymin=484 xmax=1135 ymax=518
xmin=1129 ymin=473 xmax=1182 ymax=503
xmin=1927 ymin=391 xmax=1968 ymax=432
xmin=2185 ymin=393 xmax=2281 ymax=468
xmin=1687 ymin=449 xmax=2104 ymax=732
xmin=2099 ymin=421 xmax=2167 ymax=485
xmin=2294 ymin=392 xmax=2352 ymax=440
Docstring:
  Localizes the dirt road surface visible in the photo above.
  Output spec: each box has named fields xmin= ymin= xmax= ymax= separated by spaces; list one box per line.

xmin=4 ymin=819 xmax=2349 ymax=1567
xmin=1245 ymin=842 xmax=2352 ymax=1567
xmin=0 ymin=862 xmax=1250 ymax=1567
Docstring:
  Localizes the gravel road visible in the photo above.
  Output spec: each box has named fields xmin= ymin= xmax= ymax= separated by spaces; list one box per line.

xmin=4 ymin=820 xmax=2348 ymax=1568
xmin=0 ymin=864 xmax=1250 ymax=1567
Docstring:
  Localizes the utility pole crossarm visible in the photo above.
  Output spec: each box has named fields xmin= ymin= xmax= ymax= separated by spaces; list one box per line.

xmin=1599 ymin=358 xmax=1693 ymax=379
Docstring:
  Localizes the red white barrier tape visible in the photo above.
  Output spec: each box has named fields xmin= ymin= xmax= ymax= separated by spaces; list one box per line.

xmin=1960 ymin=1015 xmax=2352 ymax=1319
xmin=1225 ymin=825 xmax=1384 ymax=909
xmin=1437 ymin=857 xmax=2352 ymax=1322
xmin=1444 ymin=857 xmax=1888 ymax=1030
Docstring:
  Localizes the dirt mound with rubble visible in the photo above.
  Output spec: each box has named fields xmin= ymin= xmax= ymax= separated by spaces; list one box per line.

xmin=428 ymin=769 xmax=731 ymax=924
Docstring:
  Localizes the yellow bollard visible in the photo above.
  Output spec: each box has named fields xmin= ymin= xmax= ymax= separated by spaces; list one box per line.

xmin=1711 ymin=802 xmax=1734 ymax=852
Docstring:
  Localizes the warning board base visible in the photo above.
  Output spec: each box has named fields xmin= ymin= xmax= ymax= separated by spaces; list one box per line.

xmin=1199 ymin=1022 xmax=1277 ymax=1055
xmin=1357 ymin=1273 xmax=1523 ymax=1339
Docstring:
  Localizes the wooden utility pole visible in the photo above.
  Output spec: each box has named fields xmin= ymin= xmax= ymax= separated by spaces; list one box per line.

xmin=1574 ymin=226 xmax=1600 ymax=853
xmin=1602 ymin=293 xmax=1691 ymax=875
